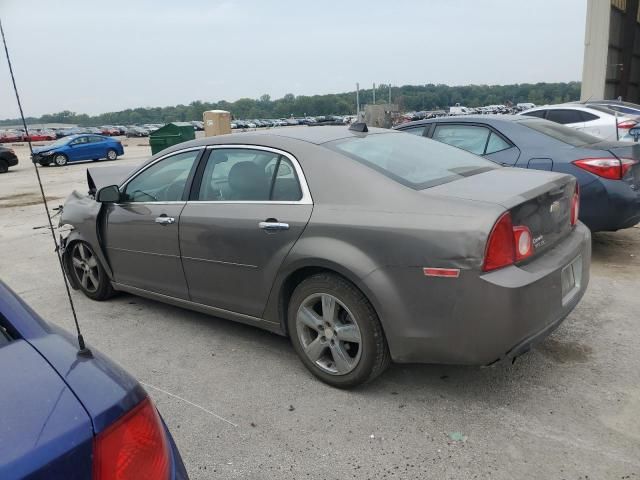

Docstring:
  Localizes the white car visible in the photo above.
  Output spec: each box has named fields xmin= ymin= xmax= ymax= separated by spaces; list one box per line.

xmin=518 ymin=104 xmax=637 ymax=141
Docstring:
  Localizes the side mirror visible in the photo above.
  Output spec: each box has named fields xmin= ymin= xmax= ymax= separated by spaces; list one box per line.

xmin=96 ymin=185 xmax=121 ymax=203
xmin=629 ymin=126 xmax=640 ymax=142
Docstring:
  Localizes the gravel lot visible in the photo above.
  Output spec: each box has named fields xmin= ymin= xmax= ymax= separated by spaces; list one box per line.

xmin=1 ymin=139 xmax=639 ymax=480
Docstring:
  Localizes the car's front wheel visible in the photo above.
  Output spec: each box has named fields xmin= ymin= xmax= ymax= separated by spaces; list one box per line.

xmin=288 ymin=273 xmax=390 ymax=388
xmin=68 ymin=241 xmax=114 ymax=300
xmin=0 ymin=159 xmax=8 ymax=174
xmin=106 ymin=148 xmax=118 ymax=161
xmin=53 ymin=153 xmax=68 ymax=166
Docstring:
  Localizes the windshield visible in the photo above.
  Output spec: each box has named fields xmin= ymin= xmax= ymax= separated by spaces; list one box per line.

xmin=325 ymin=132 xmax=500 ymax=189
xmin=519 ymin=119 xmax=601 ymax=147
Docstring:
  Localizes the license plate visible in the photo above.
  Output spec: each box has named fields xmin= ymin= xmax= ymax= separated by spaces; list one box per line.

xmin=561 ymin=255 xmax=582 ymax=304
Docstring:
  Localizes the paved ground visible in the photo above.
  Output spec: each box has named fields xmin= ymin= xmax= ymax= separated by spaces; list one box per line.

xmin=1 ymin=141 xmax=639 ymax=479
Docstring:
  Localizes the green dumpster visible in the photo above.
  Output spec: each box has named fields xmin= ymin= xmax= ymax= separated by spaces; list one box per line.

xmin=149 ymin=122 xmax=196 ymax=155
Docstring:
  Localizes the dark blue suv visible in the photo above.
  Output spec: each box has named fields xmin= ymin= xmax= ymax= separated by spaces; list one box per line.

xmin=0 ymin=280 xmax=188 ymax=479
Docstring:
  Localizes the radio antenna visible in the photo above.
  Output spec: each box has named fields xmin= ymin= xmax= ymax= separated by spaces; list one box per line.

xmin=0 ymin=18 xmax=91 ymax=357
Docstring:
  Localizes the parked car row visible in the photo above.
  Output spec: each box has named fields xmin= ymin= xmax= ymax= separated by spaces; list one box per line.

xmin=231 ymin=115 xmax=350 ymax=129
xmin=519 ymin=102 xmax=639 ymax=142
xmin=0 ymin=128 xmax=57 ymax=142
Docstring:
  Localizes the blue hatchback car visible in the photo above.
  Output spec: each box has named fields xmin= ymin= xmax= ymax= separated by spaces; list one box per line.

xmin=0 ymin=280 xmax=188 ymax=479
xmin=32 ymin=134 xmax=124 ymax=167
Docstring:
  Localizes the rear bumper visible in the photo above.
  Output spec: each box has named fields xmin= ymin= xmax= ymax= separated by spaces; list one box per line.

xmin=580 ymin=177 xmax=640 ymax=231
xmin=3 ymin=154 xmax=18 ymax=167
xmin=367 ymin=223 xmax=591 ymax=365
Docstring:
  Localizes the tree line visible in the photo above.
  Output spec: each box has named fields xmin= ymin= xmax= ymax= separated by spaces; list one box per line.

xmin=1 ymin=81 xmax=581 ymax=126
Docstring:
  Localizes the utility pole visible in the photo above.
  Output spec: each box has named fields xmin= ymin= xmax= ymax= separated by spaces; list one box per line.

xmin=388 ymin=83 xmax=391 ymax=105
xmin=356 ymin=83 xmax=360 ymax=117
xmin=373 ymin=83 xmax=376 ymax=104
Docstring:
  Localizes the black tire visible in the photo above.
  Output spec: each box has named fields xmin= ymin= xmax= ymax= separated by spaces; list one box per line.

xmin=287 ymin=273 xmax=390 ymax=388
xmin=67 ymin=241 xmax=114 ymax=301
xmin=0 ymin=159 xmax=8 ymax=174
xmin=106 ymin=148 xmax=118 ymax=161
xmin=53 ymin=153 xmax=68 ymax=166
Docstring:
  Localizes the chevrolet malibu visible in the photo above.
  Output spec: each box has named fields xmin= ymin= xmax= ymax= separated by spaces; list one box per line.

xmin=59 ymin=125 xmax=591 ymax=388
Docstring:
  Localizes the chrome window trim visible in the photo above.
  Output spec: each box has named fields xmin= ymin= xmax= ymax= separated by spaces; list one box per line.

xmin=191 ymin=144 xmax=313 ymax=205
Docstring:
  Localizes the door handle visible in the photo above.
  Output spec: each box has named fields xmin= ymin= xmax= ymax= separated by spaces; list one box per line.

xmin=155 ymin=216 xmax=176 ymax=225
xmin=259 ymin=221 xmax=289 ymax=231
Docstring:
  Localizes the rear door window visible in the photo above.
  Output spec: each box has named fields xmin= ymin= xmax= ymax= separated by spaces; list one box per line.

xmin=580 ymin=111 xmax=600 ymax=122
xmin=485 ymin=131 xmax=512 ymax=154
xmin=432 ymin=124 xmax=490 ymax=155
xmin=546 ymin=109 xmax=584 ymax=125
xmin=197 ymin=148 xmax=302 ymax=201
xmin=522 ymin=110 xmax=547 ymax=119
xmin=400 ymin=126 xmax=426 ymax=136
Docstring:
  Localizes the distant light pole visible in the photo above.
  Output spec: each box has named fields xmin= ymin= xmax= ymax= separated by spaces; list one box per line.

xmin=356 ymin=83 xmax=360 ymax=117
xmin=388 ymin=83 xmax=391 ymax=105
xmin=373 ymin=83 xmax=376 ymax=104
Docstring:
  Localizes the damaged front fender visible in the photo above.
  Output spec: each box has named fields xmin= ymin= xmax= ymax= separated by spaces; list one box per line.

xmin=59 ymin=190 xmax=114 ymax=283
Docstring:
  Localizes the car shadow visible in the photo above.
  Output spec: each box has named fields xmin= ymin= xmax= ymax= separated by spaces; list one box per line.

xmin=109 ymin=289 xmax=579 ymax=401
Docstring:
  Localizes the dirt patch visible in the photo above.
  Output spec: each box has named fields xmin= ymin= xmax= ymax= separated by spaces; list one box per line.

xmin=0 ymin=192 xmax=34 ymax=201
xmin=0 ymin=194 xmax=63 ymax=208
xmin=536 ymin=337 xmax=592 ymax=363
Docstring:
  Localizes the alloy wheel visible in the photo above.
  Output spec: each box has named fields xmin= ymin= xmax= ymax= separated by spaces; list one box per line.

xmin=107 ymin=149 xmax=117 ymax=160
xmin=54 ymin=154 xmax=67 ymax=166
xmin=71 ymin=243 xmax=100 ymax=293
xmin=296 ymin=293 xmax=362 ymax=375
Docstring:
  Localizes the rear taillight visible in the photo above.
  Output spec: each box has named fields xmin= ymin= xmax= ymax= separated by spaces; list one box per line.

xmin=617 ymin=120 xmax=637 ymax=130
xmin=93 ymin=397 xmax=170 ymax=480
xmin=483 ymin=212 xmax=535 ymax=272
xmin=572 ymin=157 xmax=638 ymax=180
xmin=570 ymin=183 xmax=580 ymax=226
xmin=512 ymin=226 xmax=533 ymax=261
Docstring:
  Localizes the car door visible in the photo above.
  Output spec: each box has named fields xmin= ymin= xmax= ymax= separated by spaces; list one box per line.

xmin=179 ymin=146 xmax=313 ymax=318
xmin=103 ymin=148 xmax=202 ymax=299
xmin=67 ymin=136 xmax=91 ymax=161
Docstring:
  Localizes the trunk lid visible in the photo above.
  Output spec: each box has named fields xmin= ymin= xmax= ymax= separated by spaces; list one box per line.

xmin=0 ymin=340 xmax=94 ymax=479
xmin=427 ymin=168 xmax=576 ymax=258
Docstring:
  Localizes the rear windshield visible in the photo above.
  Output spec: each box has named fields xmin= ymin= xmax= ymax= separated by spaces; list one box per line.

xmin=519 ymin=119 xmax=601 ymax=147
xmin=325 ymin=132 xmax=499 ymax=189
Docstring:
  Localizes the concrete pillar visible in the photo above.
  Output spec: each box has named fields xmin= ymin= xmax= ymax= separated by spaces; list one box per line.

xmin=581 ymin=0 xmax=611 ymax=101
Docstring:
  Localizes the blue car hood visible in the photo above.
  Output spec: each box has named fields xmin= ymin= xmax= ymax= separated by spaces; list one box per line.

xmin=0 ymin=340 xmax=93 ymax=479
xmin=31 ymin=145 xmax=58 ymax=154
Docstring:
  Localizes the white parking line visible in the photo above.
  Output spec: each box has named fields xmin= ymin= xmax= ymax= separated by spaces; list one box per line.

xmin=141 ymin=381 xmax=238 ymax=428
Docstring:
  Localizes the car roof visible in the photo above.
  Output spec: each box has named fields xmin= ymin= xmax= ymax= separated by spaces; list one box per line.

xmin=188 ymin=125 xmax=396 ymax=147
xmin=396 ymin=114 xmax=532 ymax=129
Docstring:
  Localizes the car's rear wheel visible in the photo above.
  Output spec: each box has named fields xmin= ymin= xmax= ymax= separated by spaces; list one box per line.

xmin=0 ymin=159 xmax=8 ymax=174
xmin=106 ymin=149 xmax=118 ymax=161
xmin=53 ymin=153 xmax=68 ymax=166
xmin=68 ymin=242 xmax=114 ymax=300
xmin=288 ymin=273 xmax=390 ymax=388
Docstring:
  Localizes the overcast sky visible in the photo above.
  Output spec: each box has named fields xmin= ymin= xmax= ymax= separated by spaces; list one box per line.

xmin=0 ymin=0 xmax=587 ymax=118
